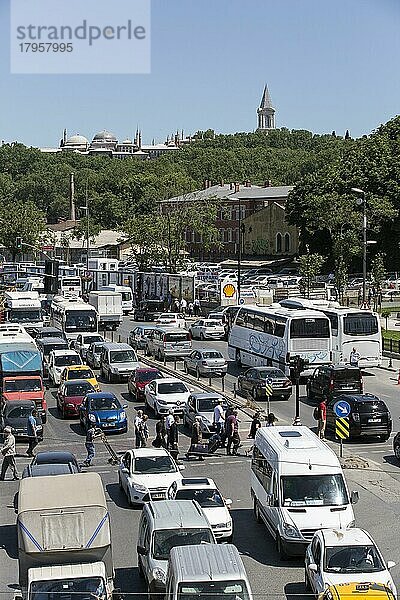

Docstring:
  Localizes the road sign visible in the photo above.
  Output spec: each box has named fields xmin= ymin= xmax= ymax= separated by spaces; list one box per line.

xmin=335 ymin=417 xmax=350 ymax=440
xmin=41 ymin=245 xmax=54 ymax=251
xmin=265 ymin=377 xmax=273 ymax=397
xmin=333 ymin=400 xmax=351 ymax=418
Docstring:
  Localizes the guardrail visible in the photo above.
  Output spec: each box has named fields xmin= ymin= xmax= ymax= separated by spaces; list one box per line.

xmin=382 ymin=336 xmax=400 ymax=356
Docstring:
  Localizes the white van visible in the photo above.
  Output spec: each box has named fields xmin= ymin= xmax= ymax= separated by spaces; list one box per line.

xmin=251 ymin=426 xmax=358 ymax=559
xmin=146 ymin=328 xmax=192 ymax=361
xmin=166 ymin=544 xmax=252 ymax=600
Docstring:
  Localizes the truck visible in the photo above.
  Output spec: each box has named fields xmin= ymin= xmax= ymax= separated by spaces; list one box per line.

xmin=17 ymin=472 xmax=114 ymax=600
xmin=0 ymin=325 xmax=46 ymax=421
xmin=100 ymin=285 xmax=133 ymax=314
xmin=88 ymin=291 xmax=123 ymax=331
xmin=3 ymin=291 xmax=43 ymax=332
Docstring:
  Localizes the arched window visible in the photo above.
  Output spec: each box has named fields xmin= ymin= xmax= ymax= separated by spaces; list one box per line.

xmin=284 ymin=232 xmax=290 ymax=253
xmin=276 ymin=232 xmax=282 ymax=254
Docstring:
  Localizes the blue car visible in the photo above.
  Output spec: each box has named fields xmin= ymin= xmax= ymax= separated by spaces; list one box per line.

xmin=79 ymin=392 xmax=128 ymax=433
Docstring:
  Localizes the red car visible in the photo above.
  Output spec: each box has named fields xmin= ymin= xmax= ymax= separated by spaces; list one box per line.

xmin=127 ymin=368 xmax=163 ymax=400
xmin=57 ymin=379 xmax=95 ymax=418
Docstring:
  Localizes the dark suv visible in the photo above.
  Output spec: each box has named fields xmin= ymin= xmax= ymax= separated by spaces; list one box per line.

xmin=326 ymin=393 xmax=392 ymax=441
xmin=306 ymin=364 xmax=362 ymax=402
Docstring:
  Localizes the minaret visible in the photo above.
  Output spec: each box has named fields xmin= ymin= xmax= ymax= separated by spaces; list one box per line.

xmin=257 ymin=84 xmax=276 ymax=131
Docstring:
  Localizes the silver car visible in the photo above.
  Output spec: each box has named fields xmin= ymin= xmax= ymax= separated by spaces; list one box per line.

xmin=184 ymin=349 xmax=227 ymax=377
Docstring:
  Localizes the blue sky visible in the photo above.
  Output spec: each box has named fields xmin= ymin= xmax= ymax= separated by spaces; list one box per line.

xmin=1 ymin=0 xmax=399 ymax=147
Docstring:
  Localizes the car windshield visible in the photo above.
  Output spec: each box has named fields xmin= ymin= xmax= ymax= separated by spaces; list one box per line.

xmin=343 ymin=313 xmax=378 ymax=336
xmin=30 ymin=577 xmax=106 ymax=600
xmin=55 ymin=355 xmax=81 ymax=367
xmin=7 ymin=406 xmax=34 ymax=418
xmin=198 ymin=397 xmax=223 ymax=412
xmin=152 ymin=528 xmax=214 ymax=561
xmin=83 ymin=336 xmax=103 ymax=345
xmin=90 ymin=397 xmax=120 ymax=411
xmin=110 ymin=350 xmax=137 ymax=363
xmin=158 ymin=382 xmax=188 ymax=394
xmin=175 ymin=488 xmax=224 ymax=507
xmin=41 ymin=343 xmax=68 ymax=356
xmin=324 ymin=544 xmax=384 ymax=573
xmin=201 ymin=352 xmax=223 ymax=359
xmin=178 ymin=581 xmax=250 ymax=600
xmin=65 ymin=311 xmax=97 ymax=332
xmin=66 ymin=382 xmax=94 ymax=397
xmin=159 ymin=314 xmax=174 ymax=320
xmin=4 ymin=379 xmax=41 ymax=392
xmin=134 ymin=455 xmax=176 ymax=474
xmin=334 ymin=369 xmax=360 ymax=382
xmin=355 ymin=399 xmax=387 ymax=414
xmin=136 ymin=371 xmax=162 ymax=383
xmin=67 ymin=369 xmax=93 ymax=380
xmin=281 ymin=474 xmax=349 ymax=507
xmin=256 ymin=369 xmax=285 ymax=378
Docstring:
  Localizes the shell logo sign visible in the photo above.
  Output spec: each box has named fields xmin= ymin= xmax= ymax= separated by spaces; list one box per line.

xmin=223 ymin=282 xmax=236 ymax=298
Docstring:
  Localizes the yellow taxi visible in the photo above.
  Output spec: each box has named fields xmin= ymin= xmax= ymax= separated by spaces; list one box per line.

xmin=320 ymin=583 xmax=396 ymax=600
xmin=60 ymin=365 xmax=100 ymax=392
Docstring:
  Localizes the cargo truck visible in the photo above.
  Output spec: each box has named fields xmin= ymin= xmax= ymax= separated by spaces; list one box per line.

xmin=16 ymin=472 xmax=114 ymax=600
xmin=88 ymin=291 xmax=123 ymax=331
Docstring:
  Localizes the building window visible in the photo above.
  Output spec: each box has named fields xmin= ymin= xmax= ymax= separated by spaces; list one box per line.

xmin=227 ymin=228 xmax=233 ymax=242
xmin=284 ymin=233 xmax=290 ymax=253
xmin=276 ymin=232 xmax=282 ymax=254
xmin=220 ymin=228 xmax=225 ymax=242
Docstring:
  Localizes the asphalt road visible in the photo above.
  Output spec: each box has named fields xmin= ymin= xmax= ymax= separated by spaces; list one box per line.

xmin=2 ymin=316 xmax=400 ymax=599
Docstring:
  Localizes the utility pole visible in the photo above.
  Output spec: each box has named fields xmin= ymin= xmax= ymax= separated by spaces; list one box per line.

xmin=351 ymin=188 xmax=367 ymax=307
xmin=291 ymin=355 xmax=309 ymax=426
xmin=237 ymin=195 xmax=242 ymax=302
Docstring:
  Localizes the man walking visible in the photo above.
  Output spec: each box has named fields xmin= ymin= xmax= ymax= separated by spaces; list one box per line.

xmin=317 ymin=399 xmax=327 ymax=440
xmin=0 ymin=426 xmax=19 ymax=481
xmin=213 ymin=399 xmax=225 ymax=436
xmin=168 ymin=415 xmax=180 ymax=462
xmin=134 ymin=410 xmax=143 ymax=449
xmin=226 ymin=409 xmax=240 ymax=456
xmin=193 ymin=298 xmax=200 ymax=317
xmin=349 ymin=347 xmax=360 ymax=367
xmin=26 ymin=409 xmax=39 ymax=457
xmin=187 ymin=416 xmax=204 ymax=460
xmin=154 ymin=416 xmax=166 ymax=448
xmin=83 ymin=422 xmax=100 ymax=467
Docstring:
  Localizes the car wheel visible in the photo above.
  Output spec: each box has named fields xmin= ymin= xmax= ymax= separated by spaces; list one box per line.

xmin=394 ymin=442 xmax=400 ymax=462
xmin=62 ymin=407 xmax=67 ymax=420
xmin=276 ymin=534 xmax=289 ymax=561
xmin=127 ymin=488 xmax=134 ymax=507
xmin=253 ymin=499 xmax=262 ymax=523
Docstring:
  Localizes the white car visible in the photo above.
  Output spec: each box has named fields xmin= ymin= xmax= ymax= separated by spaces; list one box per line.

xmin=144 ymin=377 xmax=192 ymax=417
xmin=167 ymin=477 xmax=233 ymax=541
xmin=305 ymin=528 xmax=397 ymax=597
xmin=189 ymin=319 xmax=225 ymax=340
xmin=47 ymin=349 xmax=82 ymax=386
xmin=118 ymin=447 xmax=183 ymax=506
xmin=155 ymin=313 xmax=186 ymax=328
xmin=73 ymin=333 xmax=105 ymax=359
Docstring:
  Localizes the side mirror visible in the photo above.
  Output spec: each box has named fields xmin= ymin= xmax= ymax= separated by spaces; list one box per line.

xmin=387 ymin=561 xmax=396 ymax=570
xmin=308 ymin=563 xmax=318 ymax=573
xmin=122 ymin=404 xmax=128 ymax=409
xmin=189 ymin=388 xmax=194 ymax=393
xmin=350 ymin=490 xmax=359 ymax=504
xmin=121 ymin=467 xmax=128 ymax=474
xmin=225 ymin=498 xmax=233 ymax=507
xmin=178 ymin=465 xmax=185 ymax=470
xmin=137 ymin=545 xmax=148 ymax=556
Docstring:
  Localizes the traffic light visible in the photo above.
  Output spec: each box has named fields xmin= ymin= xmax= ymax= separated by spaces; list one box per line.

xmin=290 ymin=355 xmax=309 ymax=379
xmin=44 ymin=259 xmax=59 ymax=295
xmin=15 ymin=237 xmax=23 ymax=250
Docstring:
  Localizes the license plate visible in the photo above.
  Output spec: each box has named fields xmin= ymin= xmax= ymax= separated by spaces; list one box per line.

xmin=368 ymin=418 xmax=381 ymax=423
xmin=151 ymin=493 xmax=164 ymax=499
xmin=103 ymin=423 xmax=115 ymax=427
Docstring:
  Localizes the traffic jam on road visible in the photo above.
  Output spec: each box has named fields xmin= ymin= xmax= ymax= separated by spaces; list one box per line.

xmin=1 ymin=279 xmax=400 ymax=600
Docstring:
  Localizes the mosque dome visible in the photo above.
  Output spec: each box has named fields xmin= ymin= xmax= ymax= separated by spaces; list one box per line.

xmin=92 ymin=130 xmax=117 ymax=142
xmin=65 ymin=134 xmax=88 ymax=146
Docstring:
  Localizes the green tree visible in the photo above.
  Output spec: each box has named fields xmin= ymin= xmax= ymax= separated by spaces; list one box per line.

xmin=122 ymin=214 xmax=165 ymax=272
xmin=0 ymin=200 xmax=46 ymax=260
xmin=299 ymin=249 xmax=325 ymax=298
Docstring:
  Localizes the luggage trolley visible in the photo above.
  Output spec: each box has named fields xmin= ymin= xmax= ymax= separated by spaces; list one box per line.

xmin=95 ymin=428 xmax=120 ymax=465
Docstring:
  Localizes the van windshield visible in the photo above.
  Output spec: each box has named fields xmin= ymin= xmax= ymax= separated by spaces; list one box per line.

xmin=152 ymin=528 xmax=214 ymax=561
xmin=110 ymin=350 xmax=137 ymax=363
xmin=178 ymin=581 xmax=250 ymax=600
xmin=281 ymin=474 xmax=348 ymax=507
xmin=30 ymin=576 xmax=106 ymax=600
xmin=164 ymin=332 xmax=189 ymax=342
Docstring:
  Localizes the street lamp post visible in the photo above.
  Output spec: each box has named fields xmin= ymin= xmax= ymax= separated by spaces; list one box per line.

xmin=237 ymin=197 xmax=242 ymax=301
xmin=351 ymin=188 xmax=367 ymax=307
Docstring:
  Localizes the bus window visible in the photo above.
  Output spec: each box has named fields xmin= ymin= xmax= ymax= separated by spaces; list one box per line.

xmin=290 ymin=318 xmax=330 ymax=339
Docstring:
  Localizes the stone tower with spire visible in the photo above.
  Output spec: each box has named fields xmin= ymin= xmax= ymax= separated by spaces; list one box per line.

xmin=257 ymin=84 xmax=276 ymax=131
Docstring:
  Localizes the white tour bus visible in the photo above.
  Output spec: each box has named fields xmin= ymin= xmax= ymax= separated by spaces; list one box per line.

xmin=50 ymin=296 xmax=98 ymax=341
xmin=58 ymin=276 xmax=82 ymax=298
xmin=100 ymin=284 xmax=133 ymax=314
xmin=280 ymin=299 xmax=382 ymax=368
xmin=251 ymin=426 xmax=358 ymax=559
xmin=228 ymin=304 xmax=332 ymax=376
